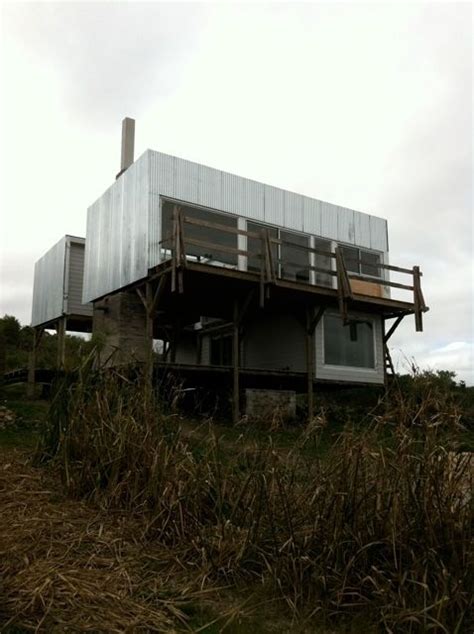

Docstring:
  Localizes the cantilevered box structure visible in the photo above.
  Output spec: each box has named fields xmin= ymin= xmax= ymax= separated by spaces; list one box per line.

xmin=82 ymin=132 xmax=427 ymax=420
xmin=29 ymin=119 xmax=427 ymax=419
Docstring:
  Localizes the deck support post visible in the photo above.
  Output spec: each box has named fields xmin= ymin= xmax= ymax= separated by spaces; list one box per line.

xmin=27 ymin=327 xmax=43 ymax=399
xmin=305 ymin=306 xmax=326 ymax=423
xmin=145 ymin=282 xmax=154 ymax=387
xmin=232 ymin=300 xmax=240 ymax=424
xmin=57 ymin=318 xmax=66 ymax=370
xmin=170 ymin=318 xmax=180 ymax=364
xmin=306 ymin=325 xmax=314 ymax=423
xmin=136 ymin=273 xmax=169 ymax=389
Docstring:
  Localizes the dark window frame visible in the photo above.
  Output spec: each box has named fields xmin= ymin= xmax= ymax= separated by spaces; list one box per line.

xmin=339 ymin=245 xmax=382 ymax=280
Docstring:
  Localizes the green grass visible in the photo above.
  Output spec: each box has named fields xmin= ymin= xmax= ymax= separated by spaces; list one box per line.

xmin=0 ymin=428 xmax=39 ymax=448
xmin=0 ymin=386 xmax=48 ymax=448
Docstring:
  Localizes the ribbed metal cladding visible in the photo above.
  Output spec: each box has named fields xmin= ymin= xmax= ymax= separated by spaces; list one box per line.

xmin=31 ymin=236 xmax=66 ymax=327
xmin=31 ymin=236 xmax=92 ymax=327
xmin=83 ymin=149 xmax=389 ymax=303
xmin=84 ymin=153 xmax=149 ymax=302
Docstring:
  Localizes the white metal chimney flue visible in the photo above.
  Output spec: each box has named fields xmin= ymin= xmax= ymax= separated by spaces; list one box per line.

xmin=116 ymin=117 xmax=135 ymax=179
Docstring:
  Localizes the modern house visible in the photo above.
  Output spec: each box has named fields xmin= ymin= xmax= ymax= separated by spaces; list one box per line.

xmin=30 ymin=118 xmax=427 ymax=419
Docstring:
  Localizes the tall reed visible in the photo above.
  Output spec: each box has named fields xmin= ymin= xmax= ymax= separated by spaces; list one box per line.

xmin=37 ymin=369 xmax=473 ymax=632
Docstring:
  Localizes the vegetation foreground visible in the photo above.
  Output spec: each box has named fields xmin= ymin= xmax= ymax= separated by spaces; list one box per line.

xmin=0 ymin=371 xmax=473 ymax=633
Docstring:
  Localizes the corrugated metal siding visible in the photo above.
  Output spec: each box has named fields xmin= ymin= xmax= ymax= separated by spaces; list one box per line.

xmin=31 ymin=236 xmax=66 ymax=327
xmin=369 ymin=215 xmax=388 ymax=252
xmin=283 ymin=190 xmax=304 ymax=231
xmin=83 ymin=153 xmax=150 ymax=303
xmin=302 ymin=196 xmax=322 ymax=235
xmin=66 ymin=241 xmax=93 ymax=318
xmin=354 ymin=211 xmax=371 ymax=249
xmin=264 ymin=185 xmax=284 ymax=226
xmin=337 ymin=205 xmax=355 ymax=243
xmin=314 ymin=310 xmax=384 ymax=384
xmin=320 ymin=201 xmax=339 ymax=239
xmin=84 ymin=149 xmax=388 ymax=302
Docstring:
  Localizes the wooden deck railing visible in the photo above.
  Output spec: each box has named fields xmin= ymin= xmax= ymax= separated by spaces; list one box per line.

xmin=159 ymin=205 xmax=427 ymax=330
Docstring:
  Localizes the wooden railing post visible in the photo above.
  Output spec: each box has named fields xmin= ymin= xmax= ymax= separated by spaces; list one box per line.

xmin=335 ymin=247 xmax=352 ymax=324
xmin=413 ymin=266 xmax=425 ymax=332
xmin=232 ymin=300 xmax=240 ymax=424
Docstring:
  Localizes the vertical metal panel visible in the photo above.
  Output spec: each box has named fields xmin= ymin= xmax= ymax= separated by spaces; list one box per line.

xmin=197 ymin=163 xmax=222 ymax=209
xmin=354 ymin=211 xmax=371 ymax=249
xmin=337 ymin=205 xmax=355 ymax=244
xmin=263 ymin=185 xmax=284 ymax=226
xmin=66 ymin=240 xmax=93 ymax=317
xmin=31 ymin=236 xmax=66 ymax=326
xmin=83 ymin=152 xmax=149 ymax=303
xmin=150 ymin=151 xmax=175 ymax=198
xmin=283 ymin=190 xmax=304 ymax=231
xmin=320 ymin=201 xmax=338 ymax=239
xmin=175 ymin=157 xmax=199 ymax=203
xmin=369 ymin=215 xmax=388 ymax=252
xmin=148 ymin=151 xmax=162 ymax=268
xmin=302 ymin=196 xmax=322 ymax=235
xmin=221 ymin=172 xmax=265 ymax=219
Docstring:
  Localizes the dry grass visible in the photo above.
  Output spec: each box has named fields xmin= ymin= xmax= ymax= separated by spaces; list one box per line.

xmin=2 ymin=369 xmax=473 ymax=632
xmin=0 ymin=447 xmax=216 ymax=632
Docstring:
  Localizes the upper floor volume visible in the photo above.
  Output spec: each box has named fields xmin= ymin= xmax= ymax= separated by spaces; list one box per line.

xmin=83 ymin=147 xmax=390 ymax=305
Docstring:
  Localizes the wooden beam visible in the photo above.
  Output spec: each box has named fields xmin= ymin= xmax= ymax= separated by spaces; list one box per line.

xmin=26 ymin=327 xmax=42 ymax=399
xmin=308 ymin=305 xmax=326 ymax=336
xmin=150 ymin=274 xmax=168 ymax=316
xmin=135 ymin=286 xmax=147 ymax=309
xmin=237 ymin=288 xmax=257 ymax=328
xmin=145 ymin=282 xmax=154 ymax=386
xmin=335 ymin=247 xmax=352 ymax=324
xmin=384 ymin=314 xmax=405 ymax=343
xmin=232 ymin=300 xmax=240 ymax=424
xmin=306 ymin=309 xmax=315 ymax=422
xmin=56 ymin=318 xmax=66 ymax=370
xmin=413 ymin=266 xmax=424 ymax=332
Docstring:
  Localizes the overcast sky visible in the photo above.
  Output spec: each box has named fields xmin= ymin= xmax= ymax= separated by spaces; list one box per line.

xmin=0 ymin=2 xmax=472 ymax=383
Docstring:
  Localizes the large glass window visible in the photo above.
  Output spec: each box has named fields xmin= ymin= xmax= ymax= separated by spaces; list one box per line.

xmin=280 ymin=231 xmax=310 ymax=282
xmin=162 ymin=201 xmax=238 ymax=266
xmin=339 ymin=245 xmax=381 ymax=279
xmin=313 ymin=237 xmax=333 ymax=287
xmin=323 ymin=314 xmax=375 ymax=368
xmin=247 ymin=222 xmax=278 ymax=274
xmin=210 ymin=334 xmax=233 ymax=366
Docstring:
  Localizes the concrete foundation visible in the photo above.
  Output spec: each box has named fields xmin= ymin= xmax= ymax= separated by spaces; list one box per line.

xmin=245 ymin=388 xmax=296 ymax=422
